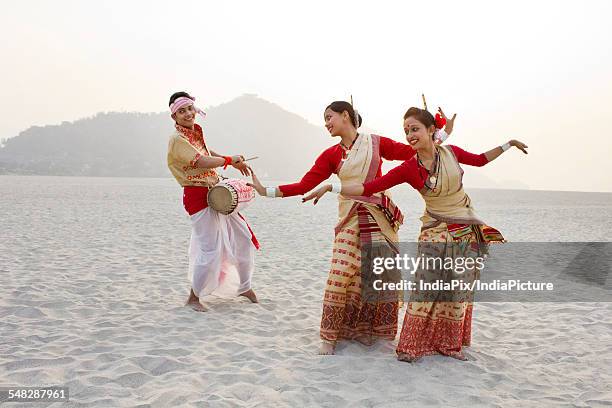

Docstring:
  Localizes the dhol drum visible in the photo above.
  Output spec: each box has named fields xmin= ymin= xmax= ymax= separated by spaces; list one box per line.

xmin=207 ymin=178 xmax=256 ymax=215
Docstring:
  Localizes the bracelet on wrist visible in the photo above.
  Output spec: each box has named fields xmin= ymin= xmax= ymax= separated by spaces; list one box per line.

xmin=265 ymin=187 xmax=276 ymax=198
xmin=501 ymin=142 xmax=511 ymax=152
xmin=330 ymin=183 xmax=342 ymax=194
xmin=223 ymin=156 xmax=232 ymax=169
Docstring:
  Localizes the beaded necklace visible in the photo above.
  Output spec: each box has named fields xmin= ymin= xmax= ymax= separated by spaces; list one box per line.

xmin=417 ymin=148 xmax=440 ymax=192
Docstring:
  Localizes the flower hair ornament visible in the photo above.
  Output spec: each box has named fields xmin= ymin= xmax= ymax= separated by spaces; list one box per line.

xmin=434 ymin=112 xmax=447 ymax=129
xmin=422 ymin=93 xmax=449 ymax=143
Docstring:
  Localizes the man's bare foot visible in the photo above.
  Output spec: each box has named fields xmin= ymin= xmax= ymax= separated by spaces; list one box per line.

xmin=354 ymin=335 xmax=376 ymax=346
xmin=185 ymin=289 xmax=207 ymax=312
xmin=239 ymin=289 xmax=259 ymax=303
xmin=318 ymin=342 xmax=336 ymax=355
xmin=397 ymin=353 xmax=420 ymax=363
xmin=186 ymin=300 xmax=207 ymax=312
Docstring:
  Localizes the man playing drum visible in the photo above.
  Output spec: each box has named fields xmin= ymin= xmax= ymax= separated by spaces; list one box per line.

xmin=167 ymin=91 xmax=259 ymax=312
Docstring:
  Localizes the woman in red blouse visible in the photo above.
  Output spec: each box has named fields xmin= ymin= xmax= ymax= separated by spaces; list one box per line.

xmin=305 ymin=107 xmax=528 ymax=362
xmin=250 ymin=101 xmax=455 ymax=355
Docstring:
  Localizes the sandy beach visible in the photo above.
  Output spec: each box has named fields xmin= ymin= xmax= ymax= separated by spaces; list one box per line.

xmin=1 ymin=176 xmax=611 ymax=407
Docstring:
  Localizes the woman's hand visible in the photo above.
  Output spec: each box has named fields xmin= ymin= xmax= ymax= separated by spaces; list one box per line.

xmin=438 ymin=107 xmax=457 ymax=135
xmin=247 ymin=168 xmax=267 ymax=196
xmin=509 ymin=140 xmax=529 ymax=154
xmin=301 ymin=184 xmax=331 ymax=205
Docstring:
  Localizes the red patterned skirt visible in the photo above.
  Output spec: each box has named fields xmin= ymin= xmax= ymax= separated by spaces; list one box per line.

xmin=320 ymin=205 xmax=399 ymax=344
xmin=396 ymin=222 xmax=503 ymax=359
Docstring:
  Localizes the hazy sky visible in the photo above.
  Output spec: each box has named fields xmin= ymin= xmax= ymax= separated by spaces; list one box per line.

xmin=1 ymin=0 xmax=611 ymax=192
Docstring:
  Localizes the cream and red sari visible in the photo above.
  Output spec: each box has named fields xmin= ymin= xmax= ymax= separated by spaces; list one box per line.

xmin=320 ymin=134 xmax=403 ymax=344
xmin=396 ymin=145 xmax=504 ymax=359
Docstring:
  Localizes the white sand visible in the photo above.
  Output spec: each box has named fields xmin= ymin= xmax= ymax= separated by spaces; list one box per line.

xmin=2 ymin=275 xmax=610 ymax=407
xmin=1 ymin=177 xmax=611 ymax=407
xmin=0 ymin=292 xmax=612 ymax=407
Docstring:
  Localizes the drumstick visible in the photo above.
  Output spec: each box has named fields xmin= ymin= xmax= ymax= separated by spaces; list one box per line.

xmin=422 ymin=94 xmax=428 ymax=111
xmin=180 ymin=139 xmax=257 ymax=163
xmin=178 ymin=138 xmax=256 ymax=181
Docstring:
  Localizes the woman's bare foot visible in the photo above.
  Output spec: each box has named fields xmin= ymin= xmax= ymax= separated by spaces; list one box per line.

xmin=397 ymin=353 xmax=421 ymax=363
xmin=185 ymin=289 xmax=207 ymax=312
xmin=239 ymin=289 xmax=259 ymax=303
xmin=318 ymin=342 xmax=336 ymax=355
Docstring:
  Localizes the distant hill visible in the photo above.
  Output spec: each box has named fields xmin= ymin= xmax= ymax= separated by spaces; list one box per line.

xmin=0 ymin=94 xmax=335 ymax=180
xmin=0 ymin=94 xmax=531 ymax=190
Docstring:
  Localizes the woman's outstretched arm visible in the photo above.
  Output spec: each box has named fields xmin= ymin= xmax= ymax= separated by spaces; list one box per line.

xmin=450 ymin=139 xmax=528 ymax=167
xmin=248 ymin=149 xmax=336 ymax=198
xmin=483 ymin=139 xmax=528 ymax=162
xmin=302 ymin=160 xmax=414 ymax=204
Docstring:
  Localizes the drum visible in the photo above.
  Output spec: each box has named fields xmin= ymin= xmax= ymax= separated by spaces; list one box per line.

xmin=207 ymin=178 xmax=256 ymax=215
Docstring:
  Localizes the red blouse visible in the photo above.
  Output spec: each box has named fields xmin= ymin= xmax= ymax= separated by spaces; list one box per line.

xmin=362 ymin=145 xmax=489 ymax=196
xmin=278 ymin=136 xmax=415 ymax=197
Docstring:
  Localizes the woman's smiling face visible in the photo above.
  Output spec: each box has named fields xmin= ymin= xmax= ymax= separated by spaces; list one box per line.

xmin=324 ymin=108 xmax=352 ymax=137
xmin=404 ymin=116 xmax=434 ymax=150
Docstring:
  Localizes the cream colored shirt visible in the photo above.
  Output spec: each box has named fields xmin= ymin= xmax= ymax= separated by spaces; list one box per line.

xmin=167 ymin=125 xmax=219 ymax=187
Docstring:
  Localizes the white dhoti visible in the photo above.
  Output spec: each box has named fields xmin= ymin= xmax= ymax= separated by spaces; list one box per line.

xmin=188 ymin=208 xmax=256 ymax=297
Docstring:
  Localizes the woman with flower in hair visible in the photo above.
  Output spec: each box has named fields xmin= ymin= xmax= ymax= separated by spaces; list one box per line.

xmin=249 ymin=101 xmax=455 ymax=354
xmin=167 ymin=91 xmax=259 ymax=312
xmin=304 ymin=106 xmax=528 ymax=361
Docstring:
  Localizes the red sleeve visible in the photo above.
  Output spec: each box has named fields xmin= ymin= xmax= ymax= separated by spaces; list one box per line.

xmin=362 ymin=159 xmax=423 ymax=196
xmin=449 ymin=145 xmax=489 ymax=167
xmin=278 ymin=147 xmax=339 ymax=197
xmin=378 ymin=136 xmax=416 ymax=161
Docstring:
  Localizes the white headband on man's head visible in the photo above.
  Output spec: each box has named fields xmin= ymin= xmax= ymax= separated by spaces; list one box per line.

xmin=170 ymin=96 xmax=207 ymax=119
